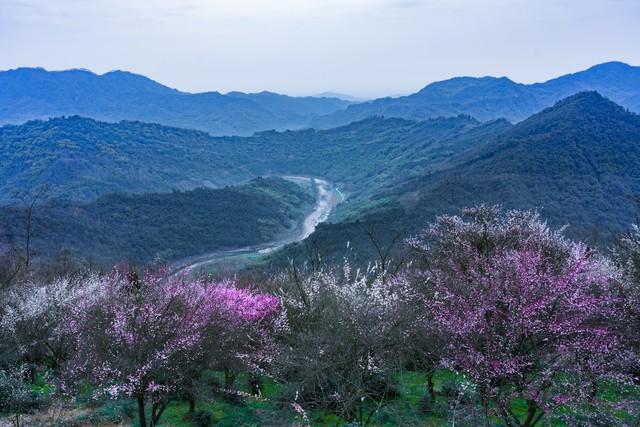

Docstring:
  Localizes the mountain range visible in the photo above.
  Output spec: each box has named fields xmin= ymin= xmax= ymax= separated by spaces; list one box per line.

xmin=312 ymin=61 xmax=640 ymax=128
xmin=3 ymin=61 xmax=640 ymax=264
xmin=1 ymin=62 xmax=639 ymax=138
xmin=3 ymin=90 xmax=639 ymax=247
xmin=0 ymin=67 xmax=350 ymax=136
xmin=0 ymin=114 xmax=510 ymax=204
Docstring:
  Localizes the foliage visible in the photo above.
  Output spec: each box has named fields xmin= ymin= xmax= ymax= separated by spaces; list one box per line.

xmin=0 ymin=365 xmax=47 ymax=425
xmin=0 ymin=177 xmax=314 ymax=265
xmin=2 ymin=206 xmax=640 ymax=426
xmin=612 ymin=224 xmax=640 ymax=382
xmin=60 ymin=270 xmax=282 ymax=427
xmin=272 ymin=261 xmax=411 ymax=424
xmin=408 ymin=205 xmax=623 ymax=426
xmin=1 ymin=274 xmax=104 ymax=368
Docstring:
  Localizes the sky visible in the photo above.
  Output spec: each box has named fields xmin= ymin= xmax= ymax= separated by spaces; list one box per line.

xmin=0 ymin=0 xmax=639 ymax=98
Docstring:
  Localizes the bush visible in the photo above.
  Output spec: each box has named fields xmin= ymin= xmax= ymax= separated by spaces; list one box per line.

xmin=0 ymin=365 xmax=46 ymax=419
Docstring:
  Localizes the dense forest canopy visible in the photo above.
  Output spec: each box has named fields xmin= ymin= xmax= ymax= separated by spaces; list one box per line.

xmin=0 ymin=177 xmax=314 ymax=266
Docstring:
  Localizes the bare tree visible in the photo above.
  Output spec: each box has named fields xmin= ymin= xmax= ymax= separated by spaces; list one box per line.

xmin=363 ymin=224 xmax=407 ymax=282
xmin=11 ymin=185 xmax=50 ymax=272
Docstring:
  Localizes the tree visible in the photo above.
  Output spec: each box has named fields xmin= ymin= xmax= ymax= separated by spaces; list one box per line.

xmin=0 ymin=241 xmax=23 ymax=289
xmin=61 ymin=270 xmax=281 ymax=427
xmin=613 ymin=225 xmax=640 ymax=384
xmin=1 ymin=274 xmax=104 ymax=369
xmin=408 ymin=206 xmax=621 ymax=426
xmin=0 ymin=365 xmax=46 ymax=427
xmin=274 ymin=262 xmax=409 ymax=425
xmin=189 ymin=282 xmax=282 ymax=407
xmin=10 ymin=185 xmax=50 ymax=272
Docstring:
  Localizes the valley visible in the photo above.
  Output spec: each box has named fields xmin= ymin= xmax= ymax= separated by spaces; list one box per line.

xmin=3 ymin=59 xmax=640 ymax=427
xmin=170 ymin=176 xmax=342 ymax=276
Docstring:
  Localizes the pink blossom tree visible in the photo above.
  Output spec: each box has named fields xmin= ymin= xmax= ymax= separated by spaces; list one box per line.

xmin=62 ymin=270 xmax=281 ymax=427
xmin=408 ymin=206 xmax=621 ymax=426
xmin=194 ymin=283 xmax=282 ymax=400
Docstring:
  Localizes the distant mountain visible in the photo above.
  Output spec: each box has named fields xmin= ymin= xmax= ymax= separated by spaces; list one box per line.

xmin=0 ymin=67 xmax=350 ymax=136
xmin=313 ymin=92 xmax=367 ymax=102
xmin=312 ymin=62 xmax=640 ymax=128
xmin=0 ymin=177 xmax=314 ymax=265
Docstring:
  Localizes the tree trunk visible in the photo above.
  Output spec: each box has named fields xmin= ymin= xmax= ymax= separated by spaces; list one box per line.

xmin=137 ymin=394 xmax=147 ymax=427
xmin=589 ymin=379 xmax=598 ymax=404
xmin=151 ymin=401 xmax=167 ymax=426
xmin=188 ymin=397 xmax=196 ymax=413
xmin=482 ymin=398 xmax=490 ymax=427
xmin=426 ymin=372 xmax=436 ymax=400
xmin=224 ymin=368 xmax=236 ymax=389
xmin=523 ymin=399 xmax=544 ymax=427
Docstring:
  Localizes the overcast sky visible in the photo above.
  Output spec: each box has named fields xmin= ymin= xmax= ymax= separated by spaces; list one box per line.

xmin=0 ymin=0 xmax=638 ymax=98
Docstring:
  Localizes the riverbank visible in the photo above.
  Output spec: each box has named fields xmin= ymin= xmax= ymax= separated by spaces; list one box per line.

xmin=170 ymin=176 xmax=341 ymax=276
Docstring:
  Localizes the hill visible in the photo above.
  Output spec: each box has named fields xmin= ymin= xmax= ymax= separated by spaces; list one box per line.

xmin=0 ymin=177 xmax=314 ymax=265
xmin=4 ymin=92 xmax=639 ymax=265
xmin=0 ymin=114 xmax=510 ymax=206
xmin=0 ymin=116 xmax=254 ymax=203
xmin=379 ymin=92 xmax=640 ymax=242
xmin=312 ymin=61 xmax=640 ymax=128
xmin=0 ymin=67 xmax=350 ymax=136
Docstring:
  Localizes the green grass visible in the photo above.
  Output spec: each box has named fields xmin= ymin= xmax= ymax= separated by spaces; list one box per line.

xmin=23 ymin=369 xmax=635 ymax=426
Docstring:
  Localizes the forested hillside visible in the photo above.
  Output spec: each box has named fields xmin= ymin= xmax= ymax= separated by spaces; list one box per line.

xmin=0 ymin=177 xmax=314 ymax=265
xmin=410 ymin=91 xmax=640 ymax=238
xmin=3 ymin=91 xmax=640 ymax=265
xmin=0 ymin=114 xmax=510 ymax=206
xmin=0 ymin=116 xmax=252 ymax=203
xmin=280 ymin=91 xmax=640 ymax=265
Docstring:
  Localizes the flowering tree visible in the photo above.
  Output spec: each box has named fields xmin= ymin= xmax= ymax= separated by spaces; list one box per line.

xmin=274 ymin=261 xmax=410 ymax=424
xmin=0 ymin=365 xmax=46 ymax=427
xmin=1 ymin=274 xmax=104 ymax=368
xmin=192 ymin=282 xmax=282 ymax=404
xmin=408 ymin=206 xmax=621 ymax=426
xmin=62 ymin=270 xmax=281 ymax=427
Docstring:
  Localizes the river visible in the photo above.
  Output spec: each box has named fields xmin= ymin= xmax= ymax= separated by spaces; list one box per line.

xmin=169 ymin=176 xmax=342 ymax=277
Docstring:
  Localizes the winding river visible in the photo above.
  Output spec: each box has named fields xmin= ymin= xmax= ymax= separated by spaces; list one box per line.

xmin=170 ymin=176 xmax=342 ymax=277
